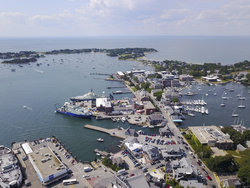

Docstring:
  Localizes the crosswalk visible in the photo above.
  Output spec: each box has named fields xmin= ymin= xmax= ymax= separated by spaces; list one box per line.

xmin=74 ymin=163 xmax=86 ymax=173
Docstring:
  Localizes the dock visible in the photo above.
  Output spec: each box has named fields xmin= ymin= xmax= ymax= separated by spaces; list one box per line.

xmin=84 ymin=124 xmax=126 ymax=139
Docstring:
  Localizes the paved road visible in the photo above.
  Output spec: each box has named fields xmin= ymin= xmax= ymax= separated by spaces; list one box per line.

xmin=149 ymin=95 xmax=219 ymax=188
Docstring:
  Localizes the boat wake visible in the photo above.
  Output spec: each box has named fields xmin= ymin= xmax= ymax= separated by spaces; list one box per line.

xmin=34 ymin=69 xmax=43 ymax=73
xmin=10 ymin=125 xmax=22 ymax=129
xmin=23 ymin=105 xmax=32 ymax=110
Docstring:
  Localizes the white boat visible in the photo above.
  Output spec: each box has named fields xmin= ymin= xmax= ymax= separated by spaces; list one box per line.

xmin=201 ymin=107 xmax=205 ymax=114
xmin=97 ymin=138 xmax=104 ymax=142
xmin=96 ymin=153 xmax=101 ymax=156
xmin=238 ymin=96 xmax=246 ymax=100
xmin=238 ymin=101 xmax=246 ymax=108
xmin=188 ymin=112 xmax=195 ymax=117
xmin=214 ymin=93 xmax=217 ymax=96
xmin=142 ymin=125 xmax=148 ymax=128
xmin=205 ymin=109 xmax=209 ymax=115
xmin=232 ymin=108 xmax=238 ymax=117
xmin=23 ymin=105 xmax=27 ymax=109
xmin=148 ymin=125 xmax=155 ymax=128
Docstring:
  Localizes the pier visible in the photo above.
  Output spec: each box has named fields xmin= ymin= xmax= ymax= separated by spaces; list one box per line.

xmin=84 ymin=124 xmax=126 ymax=139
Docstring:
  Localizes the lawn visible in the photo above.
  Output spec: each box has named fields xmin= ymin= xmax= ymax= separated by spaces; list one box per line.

xmin=226 ymin=150 xmax=240 ymax=156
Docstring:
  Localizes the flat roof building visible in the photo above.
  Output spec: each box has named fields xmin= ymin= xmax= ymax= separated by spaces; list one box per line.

xmin=189 ymin=125 xmax=234 ymax=150
xmin=28 ymin=147 xmax=68 ymax=185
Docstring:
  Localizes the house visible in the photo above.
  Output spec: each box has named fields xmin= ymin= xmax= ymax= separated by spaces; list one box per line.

xmin=223 ymin=176 xmax=243 ymax=188
xmin=142 ymin=144 xmax=160 ymax=161
xmin=125 ymin=127 xmax=138 ymax=137
xmin=123 ymin=136 xmax=139 ymax=144
xmin=171 ymin=79 xmax=180 ymax=87
xmin=172 ymin=157 xmax=195 ymax=180
xmin=117 ymin=71 xmax=124 ymax=78
xmin=165 ymin=161 xmax=172 ymax=173
xmin=144 ymin=101 xmax=156 ymax=115
xmin=136 ymin=90 xmax=149 ymax=102
xmin=179 ymin=180 xmax=203 ymax=188
xmin=161 ymin=145 xmax=182 ymax=159
xmin=146 ymin=113 xmax=164 ymax=125
xmin=112 ymin=157 xmax=126 ymax=168
xmin=237 ymin=144 xmax=246 ymax=151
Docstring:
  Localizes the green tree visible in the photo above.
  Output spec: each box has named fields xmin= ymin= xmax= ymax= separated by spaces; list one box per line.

xmin=172 ymin=98 xmax=179 ymax=103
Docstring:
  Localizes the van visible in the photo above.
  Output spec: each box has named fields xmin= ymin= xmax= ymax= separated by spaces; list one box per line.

xmin=84 ymin=167 xmax=93 ymax=172
xmin=103 ymin=167 xmax=107 ymax=172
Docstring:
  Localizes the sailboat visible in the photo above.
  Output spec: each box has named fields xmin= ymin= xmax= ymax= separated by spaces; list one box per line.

xmin=232 ymin=108 xmax=239 ymax=117
xmin=221 ymin=91 xmax=229 ymax=100
xmin=238 ymin=101 xmax=246 ymax=108
xmin=221 ymin=92 xmax=226 ymax=107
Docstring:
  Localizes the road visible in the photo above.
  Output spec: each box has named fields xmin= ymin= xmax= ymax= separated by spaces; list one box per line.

xmin=149 ymin=94 xmax=219 ymax=188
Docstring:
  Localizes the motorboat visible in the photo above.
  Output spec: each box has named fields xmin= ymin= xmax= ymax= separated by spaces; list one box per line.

xmin=97 ymin=138 xmax=104 ymax=142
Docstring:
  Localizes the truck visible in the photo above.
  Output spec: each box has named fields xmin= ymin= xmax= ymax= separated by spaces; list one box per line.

xmin=117 ymin=168 xmax=126 ymax=175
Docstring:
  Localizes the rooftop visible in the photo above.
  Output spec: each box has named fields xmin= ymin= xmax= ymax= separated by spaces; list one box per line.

xmin=189 ymin=125 xmax=233 ymax=145
xmin=29 ymin=147 xmax=62 ymax=177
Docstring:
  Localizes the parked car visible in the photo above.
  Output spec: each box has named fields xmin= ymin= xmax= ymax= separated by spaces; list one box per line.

xmin=207 ymin=175 xmax=212 ymax=180
xmin=130 ymin=174 xmax=134 ymax=177
xmin=151 ymin=162 xmax=156 ymax=165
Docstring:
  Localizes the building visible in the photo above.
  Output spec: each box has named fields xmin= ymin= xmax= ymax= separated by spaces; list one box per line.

xmin=188 ymin=125 xmax=234 ymax=150
xmin=111 ymin=174 xmax=150 ymax=188
xmin=136 ymin=90 xmax=149 ymax=102
xmin=179 ymin=180 xmax=203 ymax=188
xmin=202 ymin=75 xmax=219 ymax=82
xmin=223 ymin=176 xmax=243 ymax=188
xmin=144 ymin=101 xmax=156 ymax=115
xmin=162 ymin=78 xmax=172 ymax=87
xmin=171 ymin=79 xmax=180 ymax=87
xmin=161 ymin=145 xmax=182 ymax=159
xmin=142 ymin=144 xmax=160 ymax=161
xmin=179 ymin=74 xmax=194 ymax=81
xmin=24 ymin=144 xmax=69 ymax=185
xmin=112 ymin=157 xmax=126 ymax=168
xmin=125 ymin=127 xmax=138 ymax=137
xmin=237 ymin=144 xmax=246 ymax=151
xmin=96 ymin=98 xmax=112 ymax=113
xmin=172 ymin=157 xmax=195 ymax=180
xmin=117 ymin=71 xmax=124 ymax=78
xmin=146 ymin=112 xmax=164 ymax=125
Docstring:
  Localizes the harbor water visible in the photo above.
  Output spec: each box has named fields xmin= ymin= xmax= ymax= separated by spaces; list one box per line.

xmin=0 ymin=36 xmax=250 ymax=161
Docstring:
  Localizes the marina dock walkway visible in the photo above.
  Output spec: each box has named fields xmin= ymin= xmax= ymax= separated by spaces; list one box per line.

xmin=84 ymin=124 xmax=126 ymax=139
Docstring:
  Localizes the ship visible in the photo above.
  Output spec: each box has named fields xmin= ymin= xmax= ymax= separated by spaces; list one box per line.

xmin=70 ymin=88 xmax=113 ymax=102
xmin=54 ymin=102 xmax=92 ymax=119
xmin=0 ymin=145 xmax=23 ymax=188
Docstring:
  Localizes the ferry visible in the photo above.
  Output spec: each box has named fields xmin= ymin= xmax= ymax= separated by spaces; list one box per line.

xmin=54 ymin=102 xmax=92 ymax=119
xmin=0 ymin=146 xmax=23 ymax=188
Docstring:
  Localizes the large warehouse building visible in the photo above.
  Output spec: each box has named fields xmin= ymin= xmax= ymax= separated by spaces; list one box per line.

xmin=188 ymin=125 xmax=234 ymax=150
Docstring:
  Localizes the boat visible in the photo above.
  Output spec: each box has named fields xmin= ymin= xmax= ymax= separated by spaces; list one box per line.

xmin=232 ymin=108 xmax=238 ymax=117
xmin=23 ymin=105 xmax=27 ymax=109
xmin=187 ymin=112 xmax=195 ymax=117
xmin=70 ymin=88 xmax=105 ymax=102
xmin=97 ymin=138 xmax=104 ymax=142
xmin=148 ymin=125 xmax=155 ymax=128
xmin=142 ymin=125 xmax=148 ymax=128
xmin=11 ymin=68 xmax=16 ymax=72
xmin=54 ymin=102 xmax=92 ymax=118
xmin=238 ymin=96 xmax=246 ymax=100
xmin=96 ymin=153 xmax=101 ymax=156
xmin=238 ymin=101 xmax=246 ymax=108
xmin=201 ymin=107 xmax=205 ymax=114
xmin=229 ymin=88 xmax=234 ymax=92
xmin=205 ymin=109 xmax=209 ymax=115
xmin=0 ymin=146 xmax=23 ymax=188
xmin=214 ymin=93 xmax=217 ymax=96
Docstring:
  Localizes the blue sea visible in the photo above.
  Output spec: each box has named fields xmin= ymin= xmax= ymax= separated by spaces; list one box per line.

xmin=0 ymin=36 xmax=250 ymax=161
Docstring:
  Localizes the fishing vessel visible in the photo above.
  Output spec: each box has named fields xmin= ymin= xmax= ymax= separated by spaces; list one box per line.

xmin=0 ymin=146 xmax=23 ymax=188
xmin=54 ymin=102 xmax=92 ymax=118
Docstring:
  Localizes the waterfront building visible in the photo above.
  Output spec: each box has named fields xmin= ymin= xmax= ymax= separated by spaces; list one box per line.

xmin=202 ymin=75 xmax=219 ymax=82
xmin=96 ymin=97 xmax=112 ymax=113
xmin=21 ymin=143 xmax=69 ymax=186
xmin=188 ymin=125 xmax=234 ymax=150
xmin=135 ymin=90 xmax=149 ymax=102
xmin=116 ymin=71 xmax=124 ymax=78
xmin=112 ymin=157 xmax=126 ymax=168
xmin=144 ymin=101 xmax=156 ymax=115
xmin=179 ymin=74 xmax=194 ymax=81
xmin=146 ymin=112 xmax=164 ymax=125
xmin=0 ymin=146 xmax=23 ymax=188
xmin=172 ymin=157 xmax=195 ymax=180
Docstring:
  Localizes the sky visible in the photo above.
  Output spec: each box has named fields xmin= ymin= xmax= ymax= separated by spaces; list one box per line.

xmin=0 ymin=0 xmax=250 ymax=37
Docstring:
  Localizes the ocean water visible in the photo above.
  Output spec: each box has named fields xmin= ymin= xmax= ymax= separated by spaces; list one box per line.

xmin=0 ymin=36 xmax=250 ymax=161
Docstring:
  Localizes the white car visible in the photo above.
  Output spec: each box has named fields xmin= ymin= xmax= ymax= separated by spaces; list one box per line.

xmin=83 ymin=174 xmax=90 ymax=178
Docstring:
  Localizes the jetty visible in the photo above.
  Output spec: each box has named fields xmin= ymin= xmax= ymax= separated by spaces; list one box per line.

xmin=84 ymin=124 xmax=126 ymax=139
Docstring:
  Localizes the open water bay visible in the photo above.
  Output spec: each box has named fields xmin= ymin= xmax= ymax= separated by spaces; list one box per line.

xmin=0 ymin=36 xmax=250 ymax=161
